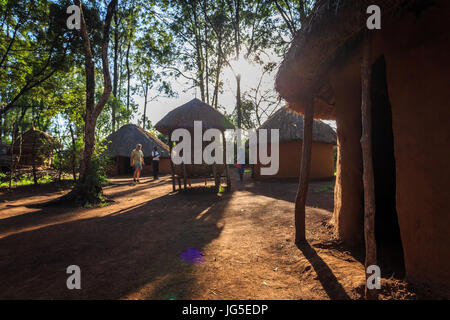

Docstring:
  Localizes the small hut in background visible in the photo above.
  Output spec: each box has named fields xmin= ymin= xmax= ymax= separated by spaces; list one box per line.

xmin=275 ymin=0 xmax=450 ymax=289
xmin=105 ymin=124 xmax=170 ymax=176
xmin=253 ymin=107 xmax=336 ymax=180
xmin=14 ymin=127 xmax=62 ymax=167
xmin=155 ymin=98 xmax=235 ymax=191
xmin=0 ymin=142 xmax=11 ymax=170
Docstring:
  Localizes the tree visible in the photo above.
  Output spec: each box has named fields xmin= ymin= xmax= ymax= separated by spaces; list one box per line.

xmin=70 ymin=0 xmax=118 ymax=204
xmin=134 ymin=10 xmax=175 ymax=130
xmin=225 ymin=0 xmax=276 ymax=127
xmin=0 ymin=0 xmax=74 ymax=119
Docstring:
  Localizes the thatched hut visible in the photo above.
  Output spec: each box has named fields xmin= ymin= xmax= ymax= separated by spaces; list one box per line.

xmin=105 ymin=124 xmax=171 ymax=176
xmin=13 ymin=128 xmax=62 ymax=167
xmin=0 ymin=142 xmax=11 ymax=169
xmin=155 ymin=98 xmax=235 ymax=191
xmin=276 ymin=0 xmax=450 ymax=289
xmin=253 ymin=107 xmax=336 ymax=180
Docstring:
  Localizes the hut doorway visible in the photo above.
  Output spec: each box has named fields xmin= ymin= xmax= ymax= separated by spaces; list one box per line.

xmin=370 ymin=56 xmax=405 ymax=278
xmin=118 ymin=156 xmax=133 ymax=175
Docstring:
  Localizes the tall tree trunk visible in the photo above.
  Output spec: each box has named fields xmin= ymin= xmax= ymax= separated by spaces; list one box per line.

xmin=236 ymin=74 xmax=242 ymax=128
xmin=361 ymin=32 xmax=377 ymax=300
xmin=69 ymin=125 xmax=77 ymax=181
xmin=294 ymin=99 xmax=314 ymax=244
xmin=192 ymin=6 xmax=205 ymax=102
xmin=142 ymin=81 xmax=148 ymax=129
xmin=32 ymin=132 xmax=38 ymax=185
xmin=212 ymin=36 xmax=223 ymax=109
xmin=8 ymin=122 xmax=18 ymax=191
xmin=203 ymin=1 xmax=209 ymax=105
xmin=75 ymin=0 xmax=117 ymax=185
xmin=126 ymin=39 xmax=131 ymax=111
xmin=298 ymin=0 xmax=307 ymax=26
xmin=112 ymin=10 xmax=119 ymax=132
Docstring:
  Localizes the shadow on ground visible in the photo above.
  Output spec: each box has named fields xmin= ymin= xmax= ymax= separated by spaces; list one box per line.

xmin=0 ymin=184 xmax=232 ymax=299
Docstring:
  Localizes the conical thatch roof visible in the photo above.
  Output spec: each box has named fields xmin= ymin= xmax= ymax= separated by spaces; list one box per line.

xmin=155 ymin=98 xmax=235 ymax=136
xmin=275 ymin=0 xmax=423 ymax=119
xmin=105 ymin=124 xmax=170 ymax=158
xmin=15 ymin=127 xmax=62 ymax=154
xmin=259 ymin=107 xmax=336 ymax=144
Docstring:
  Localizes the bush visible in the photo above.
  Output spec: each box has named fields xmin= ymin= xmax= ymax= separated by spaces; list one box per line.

xmin=70 ymin=143 xmax=112 ymax=207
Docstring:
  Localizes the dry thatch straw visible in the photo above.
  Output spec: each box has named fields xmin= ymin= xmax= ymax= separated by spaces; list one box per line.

xmin=14 ymin=127 xmax=62 ymax=157
xmin=275 ymin=0 xmax=420 ymax=119
xmin=155 ymin=98 xmax=235 ymax=136
xmin=105 ymin=124 xmax=170 ymax=158
xmin=258 ymin=107 xmax=336 ymax=144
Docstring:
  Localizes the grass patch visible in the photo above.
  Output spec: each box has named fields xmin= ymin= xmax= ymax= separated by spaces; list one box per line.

xmin=0 ymin=174 xmax=74 ymax=189
xmin=313 ymin=184 xmax=334 ymax=194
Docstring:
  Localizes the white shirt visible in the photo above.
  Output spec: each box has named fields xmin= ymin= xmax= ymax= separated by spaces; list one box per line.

xmin=152 ymin=150 xmax=160 ymax=161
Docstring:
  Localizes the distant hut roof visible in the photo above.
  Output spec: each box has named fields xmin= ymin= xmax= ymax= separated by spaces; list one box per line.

xmin=275 ymin=0 xmax=421 ymax=120
xmin=155 ymin=98 xmax=235 ymax=136
xmin=259 ymin=107 xmax=337 ymax=144
xmin=105 ymin=124 xmax=170 ymax=158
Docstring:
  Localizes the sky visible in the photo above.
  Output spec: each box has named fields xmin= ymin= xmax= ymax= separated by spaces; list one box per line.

xmin=131 ymin=53 xmax=280 ymax=127
xmin=130 ymin=50 xmax=337 ymax=131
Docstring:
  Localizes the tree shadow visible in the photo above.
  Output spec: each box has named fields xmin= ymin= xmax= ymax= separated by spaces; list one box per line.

xmin=297 ymin=242 xmax=351 ymax=300
xmin=0 ymin=190 xmax=232 ymax=299
xmin=243 ymin=179 xmax=335 ymax=212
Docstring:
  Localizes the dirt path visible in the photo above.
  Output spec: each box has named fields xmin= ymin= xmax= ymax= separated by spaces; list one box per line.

xmin=0 ymin=174 xmax=367 ymax=299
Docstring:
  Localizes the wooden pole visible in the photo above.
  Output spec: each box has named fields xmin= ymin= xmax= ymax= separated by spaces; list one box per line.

xmin=361 ymin=31 xmax=377 ymax=300
xmin=182 ymin=163 xmax=187 ymax=189
xmin=169 ymin=138 xmax=176 ymax=192
xmin=222 ymin=131 xmax=231 ymax=190
xmin=294 ymin=99 xmax=314 ymax=244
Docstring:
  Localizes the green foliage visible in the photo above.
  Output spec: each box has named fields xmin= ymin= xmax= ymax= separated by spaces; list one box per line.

xmin=313 ymin=184 xmax=335 ymax=194
xmin=71 ymin=142 xmax=112 ymax=206
xmin=0 ymin=172 xmax=73 ymax=189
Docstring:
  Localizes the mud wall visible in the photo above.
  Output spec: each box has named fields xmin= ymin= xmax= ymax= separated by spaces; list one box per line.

xmin=329 ymin=50 xmax=364 ymax=244
xmin=253 ymin=140 xmax=334 ymax=180
xmin=381 ymin=2 xmax=450 ymax=287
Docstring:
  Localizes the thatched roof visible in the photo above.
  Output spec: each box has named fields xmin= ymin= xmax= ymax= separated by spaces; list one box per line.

xmin=105 ymin=124 xmax=170 ymax=158
xmin=275 ymin=0 xmax=422 ymax=119
xmin=155 ymin=98 xmax=235 ymax=136
xmin=259 ymin=107 xmax=336 ymax=144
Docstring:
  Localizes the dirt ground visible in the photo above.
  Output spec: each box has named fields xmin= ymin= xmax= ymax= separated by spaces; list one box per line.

xmin=0 ymin=171 xmax=431 ymax=299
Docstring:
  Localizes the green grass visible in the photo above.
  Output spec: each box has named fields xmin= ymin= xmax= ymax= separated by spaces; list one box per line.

xmin=0 ymin=175 xmax=74 ymax=188
xmin=313 ymin=184 xmax=335 ymax=194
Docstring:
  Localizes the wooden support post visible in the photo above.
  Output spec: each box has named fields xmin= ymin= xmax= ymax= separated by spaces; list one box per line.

xmin=361 ymin=31 xmax=377 ymax=300
xmin=169 ymin=139 xmax=176 ymax=192
xmin=294 ymin=99 xmax=314 ymax=244
xmin=212 ymin=164 xmax=220 ymax=189
xmin=182 ymin=163 xmax=187 ymax=189
xmin=222 ymin=131 xmax=231 ymax=190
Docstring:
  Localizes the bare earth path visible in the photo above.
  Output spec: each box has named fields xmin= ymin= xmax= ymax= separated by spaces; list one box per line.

xmin=0 ymin=173 xmax=366 ymax=299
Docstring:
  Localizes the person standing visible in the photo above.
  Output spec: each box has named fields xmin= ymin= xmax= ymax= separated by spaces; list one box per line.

xmin=152 ymin=146 xmax=160 ymax=180
xmin=130 ymin=144 xmax=144 ymax=183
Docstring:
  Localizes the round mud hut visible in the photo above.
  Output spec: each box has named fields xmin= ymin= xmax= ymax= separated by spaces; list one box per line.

xmin=155 ymin=98 xmax=235 ymax=191
xmin=105 ymin=124 xmax=170 ymax=176
xmin=13 ymin=127 xmax=62 ymax=167
xmin=252 ymin=107 xmax=336 ymax=180
xmin=275 ymin=0 xmax=450 ymax=290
